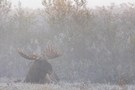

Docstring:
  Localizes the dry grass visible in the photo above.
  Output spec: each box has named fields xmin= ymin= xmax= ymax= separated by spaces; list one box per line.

xmin=0 ymin=82 xmax=134 ymax=90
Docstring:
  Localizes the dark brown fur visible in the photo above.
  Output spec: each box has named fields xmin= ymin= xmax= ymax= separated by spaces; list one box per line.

xmin=24 ymin=59 xmax=59 ymax=84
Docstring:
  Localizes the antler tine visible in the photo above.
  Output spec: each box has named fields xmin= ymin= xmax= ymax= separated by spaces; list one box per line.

xmin=17 ymin=48 xmax=40 ymax=60
xmin=45 ymin=43 xmax=62 ymax=59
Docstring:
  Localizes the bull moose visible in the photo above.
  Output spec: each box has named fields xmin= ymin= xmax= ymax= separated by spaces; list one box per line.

xmin=17 ymin=44 xmax=62 ymax=84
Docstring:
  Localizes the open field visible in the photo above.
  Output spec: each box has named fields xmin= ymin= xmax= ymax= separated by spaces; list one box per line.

xmin=1 ymin=0 xmax=135 ymax=88
xmin=0 ymin=82 xmax=134 ymax=90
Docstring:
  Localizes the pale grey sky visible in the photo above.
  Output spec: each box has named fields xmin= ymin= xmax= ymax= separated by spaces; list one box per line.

xmin=10 ymin=0 xmax=135 ymax=9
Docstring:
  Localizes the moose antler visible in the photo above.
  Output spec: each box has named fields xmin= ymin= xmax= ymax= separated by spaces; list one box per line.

xmin=17 ymin=48 xmax=41 ymax=60
xmin=45 ymin=44 xmax=62 ymax=59
xmin=17 ymin=43 xmax=62 ymax=60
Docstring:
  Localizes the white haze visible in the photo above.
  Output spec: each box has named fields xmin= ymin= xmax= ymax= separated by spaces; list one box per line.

xmin=1 ymin=0 xmax=135 ymax=87
xmin=10 ymin=0 xmax=135 ymax=9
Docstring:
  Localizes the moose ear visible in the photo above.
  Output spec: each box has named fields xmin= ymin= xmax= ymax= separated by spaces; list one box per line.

xmin=17 ymin=48 xmax=40 ymax=60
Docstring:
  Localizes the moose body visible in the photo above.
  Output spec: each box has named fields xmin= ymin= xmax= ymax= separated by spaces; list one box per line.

xmin=24 ymin=59 xmax=53 ymax=83
xmin=18 ymin=44 xmax=61 ymax=84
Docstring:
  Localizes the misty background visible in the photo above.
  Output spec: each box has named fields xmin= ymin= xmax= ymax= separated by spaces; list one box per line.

xmin=0 ymin=0 xmax=135 ymax=84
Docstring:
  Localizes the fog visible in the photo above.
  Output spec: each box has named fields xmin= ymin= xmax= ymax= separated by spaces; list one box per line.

xmin=0 ymin=0 xmax=135 ymax=84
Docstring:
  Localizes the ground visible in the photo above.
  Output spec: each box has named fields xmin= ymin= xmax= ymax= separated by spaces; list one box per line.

xmin=0 ymin=82 xmax=134 ymax=90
